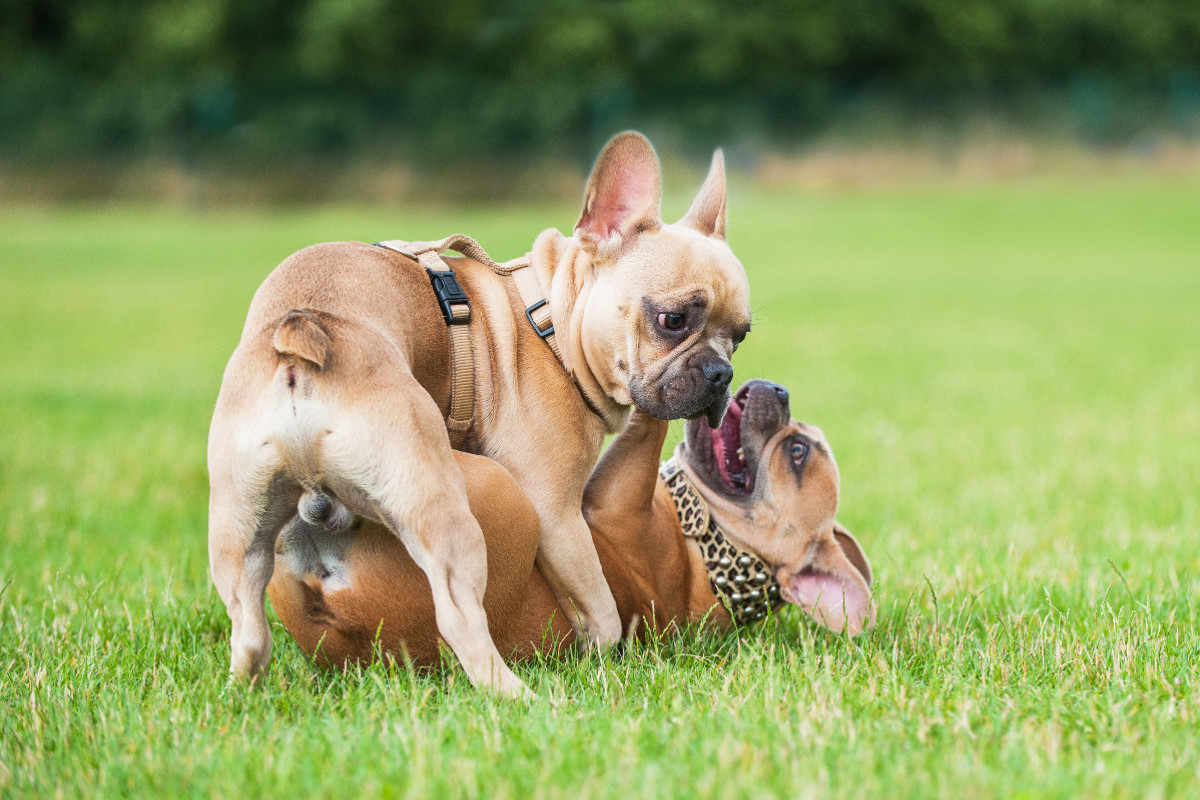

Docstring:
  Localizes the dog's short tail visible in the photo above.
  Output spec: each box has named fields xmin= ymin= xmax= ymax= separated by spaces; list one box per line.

xmin=273 ymin=310 xmax=331 ymax=370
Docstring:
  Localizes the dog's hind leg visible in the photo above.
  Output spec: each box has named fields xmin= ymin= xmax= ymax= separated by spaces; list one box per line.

xmin=208 ymin=435 xmax=300 ymax=683
xmin=325 ymin=381 xmax=531 ymax=699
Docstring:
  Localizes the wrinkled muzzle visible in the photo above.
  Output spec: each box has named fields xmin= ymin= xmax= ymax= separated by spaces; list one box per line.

xmin=634 ymin=353 xmax=733 ymax=426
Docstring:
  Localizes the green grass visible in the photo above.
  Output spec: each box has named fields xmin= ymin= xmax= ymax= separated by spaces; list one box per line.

xmin=2 ymin=175 xmax=1198 ymax=798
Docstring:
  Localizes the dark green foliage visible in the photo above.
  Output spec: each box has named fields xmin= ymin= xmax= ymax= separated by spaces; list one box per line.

xmin=1 ymin=1 xmax=1199 ymax=160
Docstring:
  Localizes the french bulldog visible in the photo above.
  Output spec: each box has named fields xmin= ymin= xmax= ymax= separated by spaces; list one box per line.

xmin=207 ymin=132 xmax=751 ymax=697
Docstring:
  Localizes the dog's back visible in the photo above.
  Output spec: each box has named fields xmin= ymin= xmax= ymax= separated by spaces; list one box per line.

xmin=210 ymin=240 xmax=451 ymax=500
xmin=207 ymin=240 xmax=537 ymax=695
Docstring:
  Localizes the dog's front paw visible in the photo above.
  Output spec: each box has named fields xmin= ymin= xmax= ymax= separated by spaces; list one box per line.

xmin=575 ymin=609 xmax=623 ymax=651
xmin=496 ymin=674 xmax=537 ymax=702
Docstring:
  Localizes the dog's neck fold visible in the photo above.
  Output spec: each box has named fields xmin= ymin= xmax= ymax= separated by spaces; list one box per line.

xmin=530 ymin=228 xmax=631 ymax=433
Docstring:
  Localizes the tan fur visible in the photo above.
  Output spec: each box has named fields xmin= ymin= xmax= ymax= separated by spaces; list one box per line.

xmin=208 ymin=132 xmax=752 ymax=697
xmin=272 ymin=310 xmax=331 ymax=370
xmin=266 ymin=383 xmax=876 ymax=668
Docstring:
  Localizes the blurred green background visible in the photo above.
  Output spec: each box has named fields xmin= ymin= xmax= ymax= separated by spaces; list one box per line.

xmin=2 ymin=3 xmax=1199 ymax=799
xmin=3 ymin=0 xmax=1200 ymax=182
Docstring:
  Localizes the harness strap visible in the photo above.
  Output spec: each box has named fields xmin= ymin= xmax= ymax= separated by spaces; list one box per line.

xmin=374 ymin=234 xmax=563 ymax=447
xmin=378 ymin=233 xmax=512 ymax=273
xmin=508 ymin=262 xmax=564 ymax=365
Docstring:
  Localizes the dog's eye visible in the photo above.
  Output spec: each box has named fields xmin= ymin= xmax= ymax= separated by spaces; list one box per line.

xmin=790 ymin=440 xmax=809 ymax=463
xmin=657 ymin=312 xmax=686 ymax=331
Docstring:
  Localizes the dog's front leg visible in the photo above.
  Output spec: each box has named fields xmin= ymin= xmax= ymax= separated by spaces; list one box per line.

xmin=533 ymin=504 xmax=623 ymax=649
xmin=583 ymin=410 xmax=669 ymax=531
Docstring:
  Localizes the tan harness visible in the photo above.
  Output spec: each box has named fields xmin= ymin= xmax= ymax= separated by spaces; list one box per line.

xmin=373 ymin=234 xmax=563 ymax=448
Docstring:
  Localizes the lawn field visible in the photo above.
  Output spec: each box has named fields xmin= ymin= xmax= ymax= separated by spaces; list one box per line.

xmin=2 ymin=176 xmax=1199 ymax=798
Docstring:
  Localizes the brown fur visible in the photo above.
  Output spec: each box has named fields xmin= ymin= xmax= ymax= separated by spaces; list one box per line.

xmin=208 ymin=132 xmax=752 ymax=697
xmin=267 ymin=383 xmax=876 ymax=668
xmin=271 ymin=310 xmax=331 ymax=370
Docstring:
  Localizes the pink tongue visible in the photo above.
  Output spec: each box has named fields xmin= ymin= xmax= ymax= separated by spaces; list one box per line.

xmin=712 ymin=399 xmax=744 ymax=488
xmin=783 ymin=572 xmax=875 ymax=635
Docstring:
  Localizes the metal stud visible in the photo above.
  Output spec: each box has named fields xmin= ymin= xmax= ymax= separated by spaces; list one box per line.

xmin=755 ymin=572 xmax=768 ymax=585
xmin=731 ymin=592 xmax=743 ymax=603
xmin=714 ymin=575 xmax=728 ymax=587
xmin=768 ymin=585 xmax=780 ymax=597
xmin=718 ymin=556 xmax=732 ymax=568
xmin=733 ymin=574 xmax=747 ymax=585
xmin=744 ymin=604 xmax=758 ymax=615
xmin=737 ymin=555 xmax=753 ymax=568
xmin=755 ymin=611 xmax=765 ymax=620
xmin=749 ymin=589 xmax=762 ymax=601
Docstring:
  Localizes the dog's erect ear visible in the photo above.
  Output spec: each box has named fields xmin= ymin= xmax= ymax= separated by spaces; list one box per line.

xmin=575 ymin=131 xmax=663 ymax=261
xmin=677 ymin=149 xmax=727 ymax=239
xmin=833 ymin=522 xmax=873 ymax=587
xmin=780 ymin=531 xmax=876 ymax=636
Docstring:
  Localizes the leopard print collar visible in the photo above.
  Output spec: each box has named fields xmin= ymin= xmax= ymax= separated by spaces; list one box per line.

xmin=659 ymin=458 xmax=784 ymax=626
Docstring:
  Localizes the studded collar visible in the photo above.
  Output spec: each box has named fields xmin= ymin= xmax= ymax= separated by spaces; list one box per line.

xmin=659 ymin=458 xmax=785 ymax=625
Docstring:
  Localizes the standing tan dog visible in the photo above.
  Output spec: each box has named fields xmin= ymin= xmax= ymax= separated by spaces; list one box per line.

xmin=266 ymin=380 xmax=875 ymax=668
xmin=208 ymin=132 xmax=751 ymax=697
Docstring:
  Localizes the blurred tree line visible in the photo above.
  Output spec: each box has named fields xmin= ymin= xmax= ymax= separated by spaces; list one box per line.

xmin=2 ymin=0 xmax=1199 ymax=165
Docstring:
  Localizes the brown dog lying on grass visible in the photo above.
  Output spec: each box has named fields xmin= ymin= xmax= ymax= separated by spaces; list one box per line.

xmin=267 ymin=380 xmax=875 ymax=669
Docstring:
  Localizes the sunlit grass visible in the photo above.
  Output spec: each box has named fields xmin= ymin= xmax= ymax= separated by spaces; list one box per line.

xmin=1 ymin=176 xmax=1198 ymax=798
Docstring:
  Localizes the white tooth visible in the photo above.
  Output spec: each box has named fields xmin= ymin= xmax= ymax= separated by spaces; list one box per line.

xmin=736 ymin=447 xmax=745 ymax=463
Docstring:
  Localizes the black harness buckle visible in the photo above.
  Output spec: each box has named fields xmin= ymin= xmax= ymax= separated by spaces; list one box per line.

xmin=427 ymin=267 xmax=471 ymax=325
xmin=525 ymin=298 xmax=554 ymax=338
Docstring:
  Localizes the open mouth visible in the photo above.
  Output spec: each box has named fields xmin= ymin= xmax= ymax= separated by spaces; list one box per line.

xmin=710 ymin=386 xmax=753 ymax=494
xmin=685 ymin=380 xmax=792 ymax=499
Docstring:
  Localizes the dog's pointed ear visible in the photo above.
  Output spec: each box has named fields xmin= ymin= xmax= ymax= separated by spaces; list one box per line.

xmin=575 ymin=131 xmax=662 ymax=261
xmin=677 ymin=148 xmax=727 ymax=239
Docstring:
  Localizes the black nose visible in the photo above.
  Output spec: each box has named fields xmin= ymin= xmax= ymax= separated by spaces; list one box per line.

xmin=773 ymin=384 xmax=789 ymax=404
xmin=702 ymin=360 xmax=733 ymax=389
